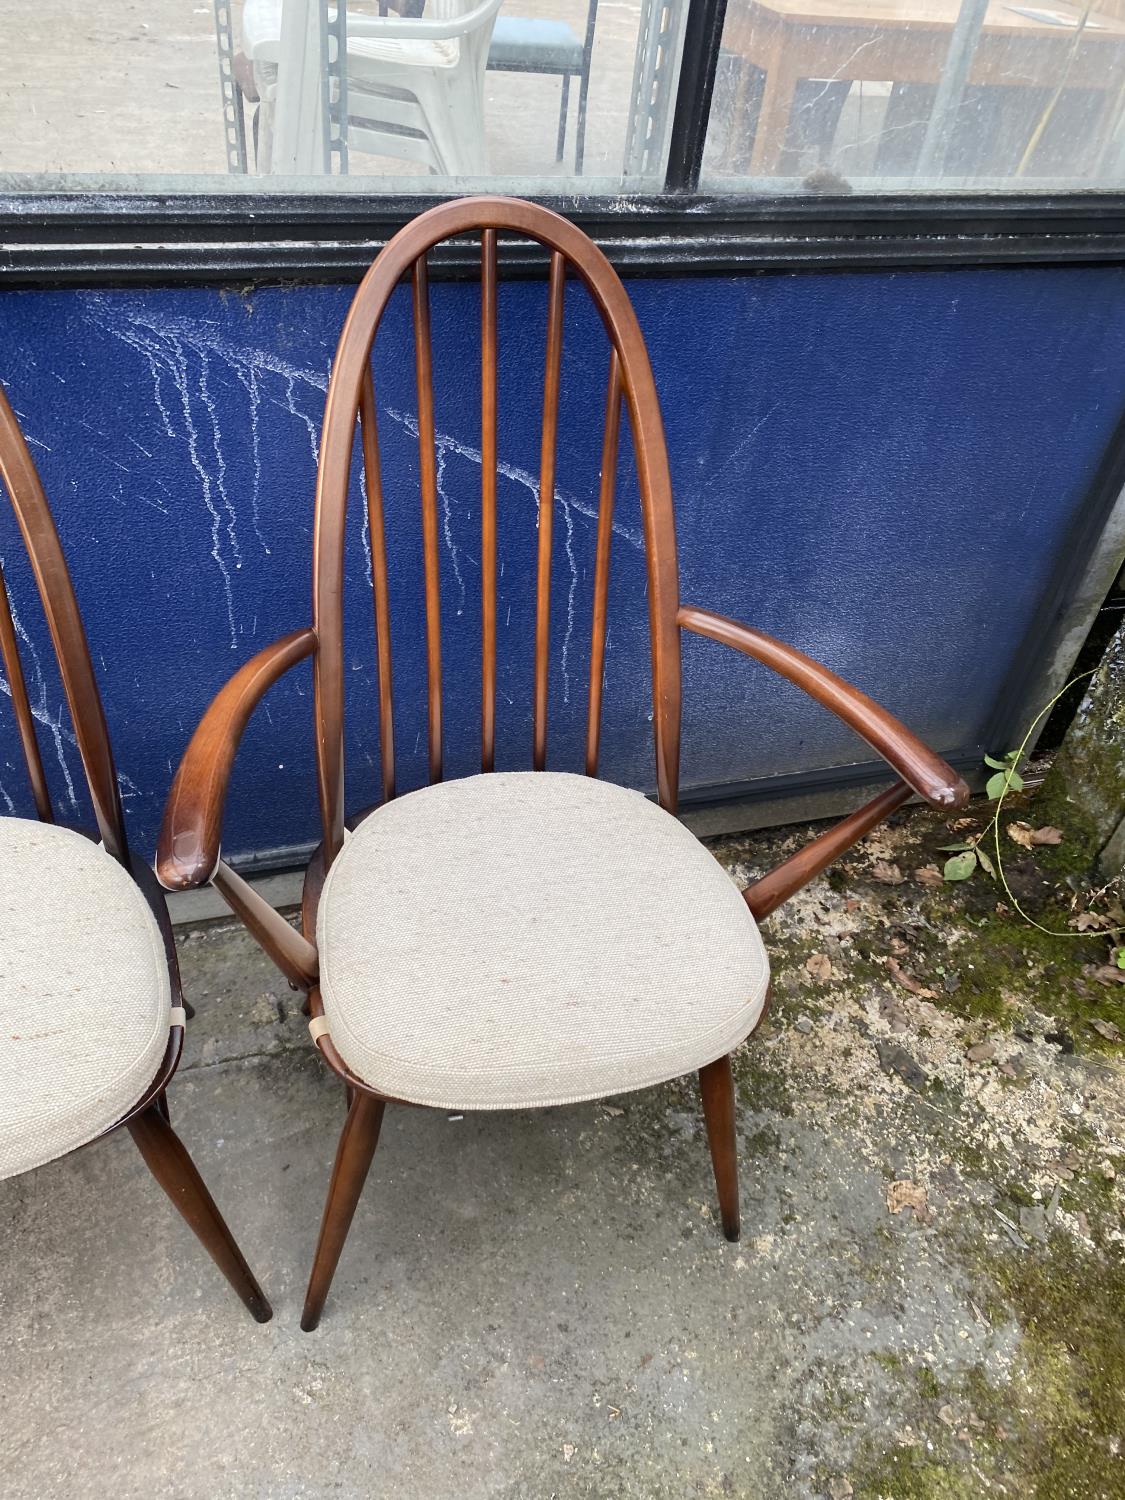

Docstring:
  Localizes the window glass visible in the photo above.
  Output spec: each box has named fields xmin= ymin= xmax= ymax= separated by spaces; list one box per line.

xmin=0 ymin=0 xmax=687 ymax=191
xmin=702 ymin=0 xmax=1125 ymax=190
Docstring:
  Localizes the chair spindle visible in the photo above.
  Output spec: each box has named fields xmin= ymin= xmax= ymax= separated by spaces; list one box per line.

xmin=585 ymin=349 xmax=622 ymax=778
xmin=481 ymin=228 xmax=498 ymax=773
xmin=359 ymin=368 xmax=396 ymax=803
xmin=412 ymin=253 xmax=444 ymax=784
xmin=534 ymin=250 xmax=565 ymax=771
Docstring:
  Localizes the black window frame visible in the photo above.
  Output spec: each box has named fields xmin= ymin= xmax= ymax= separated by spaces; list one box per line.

xmin=1 ymin=0 xmax=1124 ymax=284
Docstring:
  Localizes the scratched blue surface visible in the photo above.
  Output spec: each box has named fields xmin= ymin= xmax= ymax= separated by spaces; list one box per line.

xmin=0 ymin=267 xmax=1123 ymax=863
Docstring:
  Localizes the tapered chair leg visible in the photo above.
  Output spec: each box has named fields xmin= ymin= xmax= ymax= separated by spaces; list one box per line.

xmin=127 ymin=1102 xmax=272 ymax=1321
xmin=301 ymin=1092 xmax=386 ymax=1331
xmin=699 ymin=1054 xmax=740 ymax=1242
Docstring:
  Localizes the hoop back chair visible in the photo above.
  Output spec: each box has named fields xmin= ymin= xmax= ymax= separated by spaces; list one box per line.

xmin=0 ymin=387 xmax=270 ymax=1324
xmin=157 ymin=196 xmax=968 ymax=1330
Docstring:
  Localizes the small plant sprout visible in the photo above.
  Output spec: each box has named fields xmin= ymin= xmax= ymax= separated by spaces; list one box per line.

xmin=937 ymin=671 xmax=1124 ymax=940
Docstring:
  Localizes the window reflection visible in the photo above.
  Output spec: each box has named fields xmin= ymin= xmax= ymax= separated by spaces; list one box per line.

xmin=703 ymin=0 xmax=1125 ymax=188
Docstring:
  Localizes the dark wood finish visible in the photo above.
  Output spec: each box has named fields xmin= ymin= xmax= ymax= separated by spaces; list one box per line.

xmin=312 ymin=196 xmax=683 ymax=871
xmin=585 ymin=349 xmax=622 ymax=777
xmin=0 ymin=562 xmax=52 ymax=820
xmin=699 ymin=1054 xmax=740 ymax=1242
xmin=128 ymin=1103 xmax=272 ymax=1322
xmin=152 ymin=200 xmax=973 ymax=1320
xmin=213 ymin=859 xmax=319 ymax=990
xmin=359 ymin=368 xmax=396 ymax=804
xmin=481 ymin=227 xmax=498 ymax=774
xmin=744 ymin=779 xmax=912 ymax=919
xmin=157 ymin=626 xmax=318 ymax=890
xmin=678 ymin=605 xmax=969 ymax=809
xmin=413 ymin=252 xmax=444 ymax=787
xmin=534 ymin=250 xmax=565 ymax=771
xmin=0 ymin=385 xmax=127 ymax=858
xmin=0 ymin=391 xmax=269 ymax=1321
xmin=301 ymin=1091 xmax=386 ymax=1331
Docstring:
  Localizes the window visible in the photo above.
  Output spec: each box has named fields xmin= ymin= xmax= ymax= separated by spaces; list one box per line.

xmin=0 ymin=0 xmax=688 ymax=191
xmin=0 ymin=0 xmax=1120 ymax=195
xmin=703 ymin=0 xmax=1125 ymax=190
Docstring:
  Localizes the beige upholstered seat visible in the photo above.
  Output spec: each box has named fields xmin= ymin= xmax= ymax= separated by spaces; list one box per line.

xmin=0 ymin=818 xmax=172 ymax=1180
xmin=317 ymin=772 xmax=770 ymax=1110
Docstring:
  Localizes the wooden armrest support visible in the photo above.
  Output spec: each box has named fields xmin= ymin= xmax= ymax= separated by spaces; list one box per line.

xmin=677 ymin=605 xmax=969 ymax=811
xmin=743 ymin=779 xmax=912 ymax=919
xmin=212 ymin=860 xmax=319 ymax=990
xmin=156 ymin=627 xmax=318 ymax=890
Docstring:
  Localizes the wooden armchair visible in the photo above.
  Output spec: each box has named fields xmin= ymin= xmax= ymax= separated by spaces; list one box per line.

xmin=157 ymin=196 xmax=968 ymax=1330
xmin=0 ymin=387 xmax=271 ymax=1324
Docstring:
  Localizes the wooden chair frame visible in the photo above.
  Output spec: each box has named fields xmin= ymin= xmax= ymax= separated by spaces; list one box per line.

xmin=157 ymin=196 xmax=967 ymax=1329
xmin=0 ymin=389 xmax=271 ymax=1324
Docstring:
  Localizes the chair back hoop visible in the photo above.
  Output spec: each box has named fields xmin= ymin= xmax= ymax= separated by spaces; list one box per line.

xmin=0 ymin=385 xmax=128 ymax=861
xmin=312 ymin=196 xmax=682 ymax=867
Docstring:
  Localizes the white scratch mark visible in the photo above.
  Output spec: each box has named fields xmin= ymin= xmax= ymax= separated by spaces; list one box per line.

xmin=560 ymin=499 xmax=578 ymax=704
xmin=233 ymin=363 xmax=269 ymax=555
xmin=434 ymin=441 xmax=466 ymax=613
xmin=197 ymin=355 xmax=242 ymax=569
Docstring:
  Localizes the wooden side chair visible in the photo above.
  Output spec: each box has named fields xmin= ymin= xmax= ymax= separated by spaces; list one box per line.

xmin=157 ymin=196 xmax=968 ymax=1330
xmin=0 ymin=388 xmax=271 ymax=1324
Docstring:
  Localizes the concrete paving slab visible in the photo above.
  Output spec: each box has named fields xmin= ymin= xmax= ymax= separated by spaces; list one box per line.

xmin=2 ymin=803 xmax=1123 ymax=1498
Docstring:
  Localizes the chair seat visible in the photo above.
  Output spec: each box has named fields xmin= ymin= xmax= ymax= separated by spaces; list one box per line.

xmin=0 ymin=820 xmax=172 ymax=1181
xmin=487 ymin=17 xmax=584 ymax=72
xmin=317 ymin=772 xmax=769 ymax=1111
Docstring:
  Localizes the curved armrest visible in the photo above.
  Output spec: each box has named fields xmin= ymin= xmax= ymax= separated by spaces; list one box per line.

xmin=678 ymin=605 xmax=969 ymax=810
xmin=157 ymin=628 xmax=318 ymax=890
xmin=346 ymin=0 xmax=500 ymax=42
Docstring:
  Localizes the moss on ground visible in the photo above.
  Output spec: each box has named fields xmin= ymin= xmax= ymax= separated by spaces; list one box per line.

xmin=838 ymin=1237 xmax=1125 ymax=1500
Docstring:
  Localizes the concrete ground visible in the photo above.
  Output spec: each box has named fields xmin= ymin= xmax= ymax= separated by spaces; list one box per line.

xmin=2 ymin=796 xmax=1123 ymax=1498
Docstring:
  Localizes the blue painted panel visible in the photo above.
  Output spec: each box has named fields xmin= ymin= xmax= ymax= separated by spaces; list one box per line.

xmin=0 ymin=267 xmax=1123 ymax=862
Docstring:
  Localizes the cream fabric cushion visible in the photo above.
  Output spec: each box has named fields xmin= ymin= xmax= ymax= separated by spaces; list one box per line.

xmin=318 ymin=772 xmax=769 ymax=1110
xmin=0 ymin=819 xmax=172 ymax=1181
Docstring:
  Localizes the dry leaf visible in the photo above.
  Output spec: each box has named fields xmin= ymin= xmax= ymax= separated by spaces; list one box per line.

xmin=1070 ymin=911 xmax=1110 ymax=931
xmin=871 ymin=860 xmax=905 ymax=885
xmin=886 ymin=955 xmax=936 ymax=998
xmin=1007 ymin=821 xmax=1064 ymax=849
xmin=915 ymin=864 xmax=945 ymax=887
xmin=886 ymin=1179 xmax=934 ymax=1224
xmin=950 ymin=817 xmax=976 ymax=831
xmin=805 ymin=953 xmax=833 ymax=981
xmin=1086 ymin=964 xmax=1125 ymax=986
xmin=1090 ymin=1018 xmax=1122 ymax=1041
xmin=965 ymin=1041 xmax=996 ymax=1063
